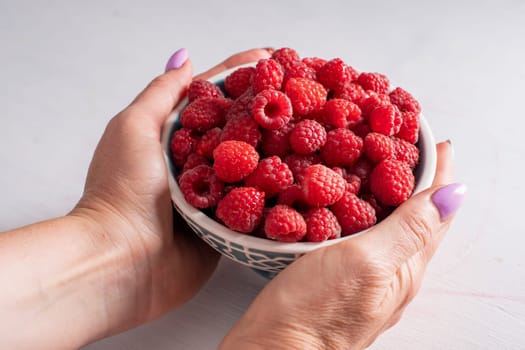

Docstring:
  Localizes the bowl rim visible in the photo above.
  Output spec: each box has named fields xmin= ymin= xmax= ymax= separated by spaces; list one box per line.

xmin=161 ymin=64 xmax=437 ymax=255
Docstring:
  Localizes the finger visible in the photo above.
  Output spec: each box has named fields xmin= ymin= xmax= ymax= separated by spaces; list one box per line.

xmin=354 ymin=141 xmax=466 ymax=271
xmin=126 ymin=59 xmax=194 ymax=128
xmin=432 ymin=140 xmax=454 ymax=186
xmin=193 ymin=48 xmax=272 ymax=81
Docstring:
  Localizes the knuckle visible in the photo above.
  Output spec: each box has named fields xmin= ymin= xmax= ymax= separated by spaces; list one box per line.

xmin=400 ymin=209 xmax=434 ymax=251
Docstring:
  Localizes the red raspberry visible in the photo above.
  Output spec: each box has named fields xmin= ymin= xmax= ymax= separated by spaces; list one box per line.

xmin=301 ymin=57 xmax=327 ymax=73
xmin=282 ymin=60 xmax=317 ymax=86
xmin=224 ymin=67 xmax=255 ymax=99
xmin=179 ymin=165 xmax=224 ymax=209
xmin=289 ymin=119 xmax=327 ymax=155
xmin=260 ymin=122 xmax=294 ymax=157
xmin=264 ymin=205 xmax=307 ymax=242
xmin=285 ymin=78 xmax=327 ymax=115
xmin=333 ymin=167 xmax=362 ymax=194
xmin=304 ymin=207 xmax=341 ymax=242
xmin=368 ymin=103 xmax=403 ymax=136
xmin=181 ymin=97 xmax=231 ymax=132
xmin=359 ymin=93 xmax=391 ymax=118
xmin=364 ymin=132 xmax=395 ymax=163
xmin=396 ymin=111 xmax=420 ymax=144
xmin=357 ymin=72 xmax=390 ymax=94
xmin=213 ymin=140 xmax=259 ymax=182
xmin=331 ymin=191 xmax=377 ymax=236
xmin=221 ymin=114 xmax=261 ymax=148
xmin=321 ymin=128 xmax=363 ymax=167
xmin=349 ymin=157 xmax=375 ymax=193
xmin=350 ymin=121 xmax=372 ymax=139
xmin=253 ymin=58 xmax=284 ymax=93
xmin=271 ymin=47 xmax=300 ymax=70
xmin=284 ymin=153 xmax=322 ymax=183
xmin=302 ymin=164 xmax=346 ymax=207
xmin=333 ymin=83 xmax=367 ymax=106
xmin=389 ymin=87 xmax=421 ymax=114
xmin=170 ymin=128 xmax=198 ymax=167
xmin=361 ymin=193 xmax=394 ymax=222
xmin=370 ymin=159 xmax=415 ymax=206
xmin=393 ymin=137 xmax=419 ymax=168
xmin=188 ymin=79 xmax=224 ymax=102
xmin=277 ymin=184 xmax=308 ymax=210
xmin=216 ymin=187 xmax=265 ymax=233
xmin=196 ymin=127 xmax=221 ymax=159
xmin=181 ymin=153 xmax=210 ymax=174
xmin=226 ymin=88 xmax=255 ymax=120
xmin=323 ymin=98 xmax=362 ymax=128
xmin=317 ymin=58 xmax=353 ymax=91
xmin=252 ymin=89 xmax=293 ymax=130
xmin=244 ymin=156 xmax=294 ymax=197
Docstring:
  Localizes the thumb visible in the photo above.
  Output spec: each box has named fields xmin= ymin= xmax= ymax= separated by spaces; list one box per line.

xmin=126 ymin=48 xmax=193 ymax=130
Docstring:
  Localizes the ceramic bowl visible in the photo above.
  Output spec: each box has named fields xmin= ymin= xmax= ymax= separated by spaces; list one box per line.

xmin=161 ymin=65 xmax=436 ymax=278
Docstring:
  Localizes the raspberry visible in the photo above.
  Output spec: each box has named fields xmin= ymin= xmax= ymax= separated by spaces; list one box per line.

xmin=224 ymin=67 xmax=255 ymax=99
xmin=289 ymin=119 xmax=327 ymax=155
xmin=179 ymin=165 xmax=224 ymax=209
xmin=301 ymin=57 xmax=327 ymax=73
xmin=252 ymin=89 xmax=293 ymax=130
xmin=285 ymin=78 xmax=327 ymax=115
xmin=213 ymin=140 xmax=259 ymax=182
xmin=181 ymin=153 xmax=210 ymax=174
xmin=253 ymin=58 xmax=284 ymax=93
xmin=302 ymin=164 xmax=346 ymax=207
xmin=350 ymin=121 xmax=372 ymax=139
xmin=333 ymin=83 xmax=367 ymax=106
xmin=264 ymin=205 xmax=307 ymax=242
xmin=196 ymin=127 xmax=222 ymax=159
xmin=284 ymin=153 xmax=322 ymax=184
xmin=393 ymin=137 xmax=419 ymax=168
xmin=282 ymin=60 xmax=317 ymax=86
xmin=216 ymin=187 xmax=265 ymax=233
xmin=277 ymin=184 xmax=308 ymax=210
xmin=364 ymin=132 xmax=395 ymax=163
xmin=188 ymin=79 xmax=224 ymax=102
xmin=357 ymin=72 xmax=390 ymax=94
xmin=304 ymin=207 xmax=341 ymax=242
xmin=389 ymin=87 xmax=421 ymax=114
xmin=244 ymin=156 xmax=294 ymax=197
xmin=221 ymin=114 xmax=261 ymax=148
xmin=226 ymin=88 xmax=255 ymax=120
xmin=395 ymin=111 xmax=420 ymax=144
xmin=370 ymin=159 xmax=415 ymax=206
xmin=331 ymin=191 xmax=377 ymax=236
xmin=333 ymin=167 xmax=362 ymax=194
xmin=361 ymin=193 xmax=393 ymax=222
xmin=170 ymin=128 xmax=198 ymax=167
xmin=349 ymin=157 xmax=375 ymax=193
xmin=321 ymin=128 xmax=363 ymax=167
xmin=260 ymin=122 xmax=294 ymax=157
xmin=271 ymin=47 xmax=300 ymax=70
xmin=181 ymin=97 xmax=231 ymax=132
xmin=368 ymin=103 xmax=403 ymax=136
xmin=323 ymin=98 xmax=362 ymax=128
xmin=317 ymin=58 xmax=353 ymax=91
xmin=359 ymin=93 xmax=391 ymax=118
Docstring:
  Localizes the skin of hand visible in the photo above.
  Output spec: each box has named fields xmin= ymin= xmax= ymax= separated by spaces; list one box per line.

xmin=219 ymin=141 xmax=462 ymax=350
xmin=0 ymin=48 xmax=271 ymax=349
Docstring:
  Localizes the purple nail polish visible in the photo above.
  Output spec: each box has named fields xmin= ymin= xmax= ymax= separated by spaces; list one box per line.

xmin=431 ymin=183 xmax=467 ymax=220
xmin=165 ymin=48 xmax=188 ymax=71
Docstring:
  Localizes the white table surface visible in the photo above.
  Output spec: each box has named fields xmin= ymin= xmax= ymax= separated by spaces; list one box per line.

xmin=2 ymin=1 xmax=524 ymax=349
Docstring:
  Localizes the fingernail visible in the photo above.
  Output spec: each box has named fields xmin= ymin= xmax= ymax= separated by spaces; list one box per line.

xmin=431 ymin=183 xmax=467 ymax=220
xmin=165 ymin=48 xmax=189 ymax=72
xmin=446 ymin=139 xmax=455 ymax=159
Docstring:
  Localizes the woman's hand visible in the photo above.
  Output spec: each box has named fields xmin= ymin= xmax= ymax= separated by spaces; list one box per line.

xmin=220 ymin=141 xmax=466 ymax=349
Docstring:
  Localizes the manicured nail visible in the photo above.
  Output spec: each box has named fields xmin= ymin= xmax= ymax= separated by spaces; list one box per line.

xmin=165 ymin=48 xmax=188 ymax=72
xmin=431 ymin=183 xmax=467 ymax=220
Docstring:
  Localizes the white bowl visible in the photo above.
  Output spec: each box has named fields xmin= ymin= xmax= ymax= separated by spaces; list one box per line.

xmin=161 ymin=66 xmax=436 ymax=278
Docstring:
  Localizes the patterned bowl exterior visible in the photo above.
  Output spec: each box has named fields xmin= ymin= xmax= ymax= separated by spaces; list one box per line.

xmin=161 ymin=65 xmax=436 ymax=277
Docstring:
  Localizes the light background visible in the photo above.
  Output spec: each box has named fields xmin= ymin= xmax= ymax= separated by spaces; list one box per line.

xmin=1 ymin=0 xmax=524 ymax=349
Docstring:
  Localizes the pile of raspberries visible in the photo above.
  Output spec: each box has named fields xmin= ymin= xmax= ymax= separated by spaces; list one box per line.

xmin=170 ymin=47 xmax=422 ymax=242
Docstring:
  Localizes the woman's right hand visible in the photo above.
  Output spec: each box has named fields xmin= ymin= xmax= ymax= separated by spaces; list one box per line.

xmin=220 ymin=141 xmax=465 ymax=349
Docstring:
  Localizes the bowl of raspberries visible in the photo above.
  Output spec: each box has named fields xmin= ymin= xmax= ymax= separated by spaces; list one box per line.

xmin=161 ymin=47 xmax=436 ymax=278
